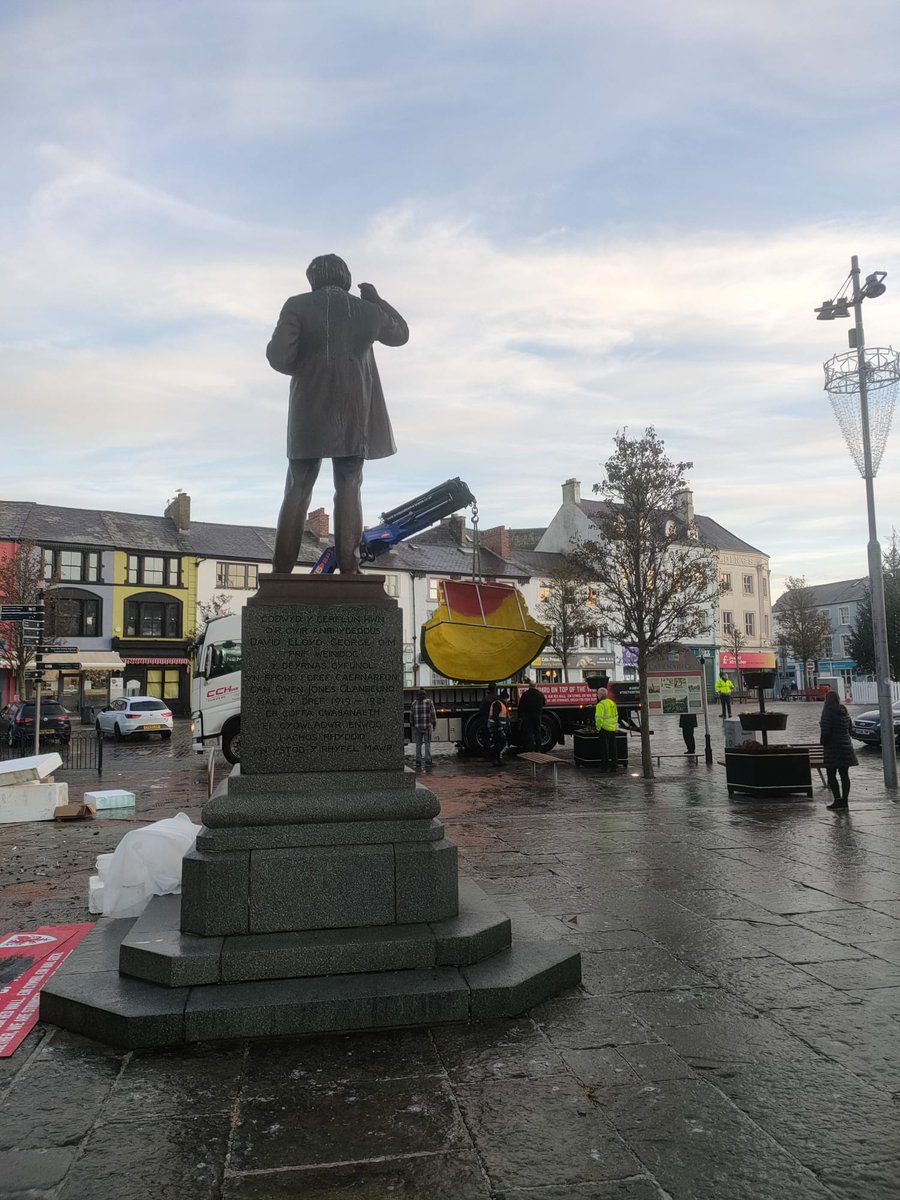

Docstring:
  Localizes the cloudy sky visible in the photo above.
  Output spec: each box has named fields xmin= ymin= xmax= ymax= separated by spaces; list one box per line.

xmin=3 ymin=0 xmax=900 ymax=593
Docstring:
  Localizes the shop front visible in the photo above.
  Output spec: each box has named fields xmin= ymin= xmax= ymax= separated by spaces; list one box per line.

xmin=39 ymin=650 xmax=127 ymax=722
xmin=115 ymin=648 xmax=191 ymax=714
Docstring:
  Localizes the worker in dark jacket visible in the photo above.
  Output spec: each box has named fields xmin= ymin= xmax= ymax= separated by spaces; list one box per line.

xmin=517 ymin=679 xmax=546 ymax=752
xmin=267 ymin=253 xmax=409 ymax=574
xmin=819 ymin=690 xmax=858 ymax=809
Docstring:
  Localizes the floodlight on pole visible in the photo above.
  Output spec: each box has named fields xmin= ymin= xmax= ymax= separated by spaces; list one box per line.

xmin=819 ymin=254 xmax=898 ymax=790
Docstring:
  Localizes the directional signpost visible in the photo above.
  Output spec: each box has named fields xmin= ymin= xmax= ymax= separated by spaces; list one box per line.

xmin=1 ymin=597 xmax=47 ymax=753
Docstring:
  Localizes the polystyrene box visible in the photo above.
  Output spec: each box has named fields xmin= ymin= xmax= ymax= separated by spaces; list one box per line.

xmin=95 ymin=853 xmax=114 ymax=880
xmin=88 ymin=875 xmax=105 ymax=914
xmin=84 ymin=789 xmax=136 ymax=810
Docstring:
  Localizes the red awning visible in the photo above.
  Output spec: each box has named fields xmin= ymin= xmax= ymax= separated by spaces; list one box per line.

xmin=123 ymin=657 xmax=190 ymax=666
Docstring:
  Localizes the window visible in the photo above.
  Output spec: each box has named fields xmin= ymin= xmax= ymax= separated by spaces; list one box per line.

xmin=124 ymin=597 xmax=182 ymax=638
xmin=839 ymin=606 xmax=850 ymax=625
xmin=382 ymin=574 xmax=399 ymax=597
xmin=55 ymin=596 xmax=100 ymax=638
xmin=127 ymin=555 xmax=180 ymax=587
xmin=763 ymin=615 xmax=769 ymax=638
xmin=742 ymin=574 xmax=754 ymax=595
xmin=822 ymin=635 xmax=833 ymax=658
xmin=538 ymin=584 xmax=550 ymax=604
xmin=216 ymin=562 xmax=259 ymax=590
xmin=206 ymin=640 xmax=242 ymax=680
xmin=722 ymin=611 xmax=734 ymax=634
xmin=428 ymin=578 xmax=443 ymax=603
xmin=762 ymin=576 xmax=768 ymax=597
xmin=720 ymin=572 xmax=732 ymax=592
xmin=842 ymin=634 xmax=852 ymax=657
xmin=41 ymin=548 xmax=100 ymax=583
xmin=744 ymin=612 xmax=755 ymax=636
xmin=584 ymin=631 xmax=598 ymax=649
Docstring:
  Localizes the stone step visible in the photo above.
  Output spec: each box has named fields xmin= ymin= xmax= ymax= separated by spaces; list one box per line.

xmin=41 ymin=921 xmax=581 ymax=1050
xmin=119 ymin=877 xmax=513 ymax=988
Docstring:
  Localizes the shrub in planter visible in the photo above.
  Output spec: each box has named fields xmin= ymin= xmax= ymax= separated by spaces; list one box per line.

xmin=739 ymin=712 xmax=788 ymax=732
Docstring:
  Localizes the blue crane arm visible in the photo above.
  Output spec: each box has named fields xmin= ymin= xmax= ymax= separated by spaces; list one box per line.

xmin=311 ymin=477 xmax=475 ymax=574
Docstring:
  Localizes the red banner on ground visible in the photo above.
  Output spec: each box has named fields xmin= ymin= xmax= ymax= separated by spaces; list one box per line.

xmin=0 ymin=923 xmax=93 ymax=1056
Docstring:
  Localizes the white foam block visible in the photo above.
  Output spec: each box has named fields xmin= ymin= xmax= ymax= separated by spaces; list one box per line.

xmin=0 ymin=753 xmax=63 ymax=786
xmin=83 ymin=789 xmax=136 ymax=810
xmin=88 ymin=876 xmax=105 ymax=915
xmin=0 ymin=781 xmax=69 ymax=824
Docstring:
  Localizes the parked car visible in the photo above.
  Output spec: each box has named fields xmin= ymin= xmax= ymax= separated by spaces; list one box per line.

xmin=850 ymin=699 xmax=900 ymax=747
xmin=95 ymin=697 xmax=173 ymax=741
xmin=0 ymin=700 xmax=71 ymax=747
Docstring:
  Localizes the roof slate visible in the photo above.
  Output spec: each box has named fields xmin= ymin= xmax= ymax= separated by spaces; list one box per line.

xmin=577 ymin=499 xmax=764 ymax=556
xmin=772 ymin=577 xmax=868 ymax=611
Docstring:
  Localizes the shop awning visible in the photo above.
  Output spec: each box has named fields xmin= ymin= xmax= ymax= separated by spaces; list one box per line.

xmin=38 ymin=651 xmax=127 ymax=672
xmin=123 ymin=656 xmax=190 ymax=666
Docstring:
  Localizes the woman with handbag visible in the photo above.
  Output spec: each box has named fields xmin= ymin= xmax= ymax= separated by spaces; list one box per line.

xmin=819 ymin=690 xmax=858 ymax=810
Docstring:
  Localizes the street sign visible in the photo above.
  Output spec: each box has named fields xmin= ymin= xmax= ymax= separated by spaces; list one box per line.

xmin=35 ymin=646 xmax=78 ymax=655
xmin=24 ymin=671 xmax=45 ymax=681
xmin=0 ymin=606 xmax=44 ymax=619
xmin=38 ymin=662 xmax=80 ymax=670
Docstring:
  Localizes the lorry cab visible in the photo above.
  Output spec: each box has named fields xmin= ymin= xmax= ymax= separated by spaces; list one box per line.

xmin=190 ymin=614 xmax=243 ymax=763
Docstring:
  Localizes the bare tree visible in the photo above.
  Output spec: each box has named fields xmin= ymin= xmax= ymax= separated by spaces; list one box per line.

xmin=572 ymin=428 xmax=720 ymax=778
xmin=536 ymin=557 xmax=600 ymax=682
xmin=0 ymin=542 xmax=60 ymax=700
xmin=722 ymin=624 xmax=746 ymax=696
xmin=774 ymin=576 xmax=832 ymax=690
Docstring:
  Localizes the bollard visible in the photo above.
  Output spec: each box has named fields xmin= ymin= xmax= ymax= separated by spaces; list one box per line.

xmin=97 ymin=728 xmax=104 ymax=778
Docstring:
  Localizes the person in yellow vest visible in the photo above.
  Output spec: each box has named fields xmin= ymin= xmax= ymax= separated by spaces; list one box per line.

xmin=595 ymin=688 xmax=619 ymax=772
xmin=715 ymin=673 xmax=734 ymax=718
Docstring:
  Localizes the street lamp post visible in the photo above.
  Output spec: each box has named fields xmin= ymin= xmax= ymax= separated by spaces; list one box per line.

xmin=697 ymin=649 xmax=713 ymax=765
xmin=817 ymin=256 xmax=898 ymax=790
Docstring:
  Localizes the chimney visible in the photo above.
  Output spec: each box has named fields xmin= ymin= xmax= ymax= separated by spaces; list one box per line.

xmin=562 ymin=478 xmax=581 ymax=505
xmin=674 ymin=488 xmax=694 ymax=527
xmin=480 ymin=525 xmax=509 ymax=559
xmin=447 ymin=514 xmax=466 ymax=544
xmin=306 ymin=507 xmax=329 ymax=539
xmin=165 ymin=491 xmax=191 ymax=532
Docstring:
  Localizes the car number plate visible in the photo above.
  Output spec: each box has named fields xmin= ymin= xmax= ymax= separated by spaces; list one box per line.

xmin=143 ymin=724 xmax=162 ymax=730
xmin=40 ymin=727 xmax=55 ymax=733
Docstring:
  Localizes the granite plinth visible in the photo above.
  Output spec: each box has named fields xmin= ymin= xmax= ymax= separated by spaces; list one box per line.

xmin=201 ymin=768 xmax=439 ymax=828
xmin=118 ymin=882 xmax=513 ymax=989
xmin=180 ymin=835 xmax=460 ymax=937
xmin=41 ymin=895 xmax=580 ymax=1049
xmin=196 ymin=817 xmax=444 ymax=853
xmin=239 ymin=577 xmax=403 ymax=775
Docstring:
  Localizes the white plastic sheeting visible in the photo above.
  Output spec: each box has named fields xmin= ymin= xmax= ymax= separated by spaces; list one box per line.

xmin=101 ymin=812 xmax=201 ymax=918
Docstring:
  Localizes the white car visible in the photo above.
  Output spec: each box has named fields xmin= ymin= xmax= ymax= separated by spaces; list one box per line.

xmin=96 ymin=696 xmax=174 ymax=741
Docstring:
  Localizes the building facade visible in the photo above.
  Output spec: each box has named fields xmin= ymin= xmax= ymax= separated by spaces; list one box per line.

xmin=772 ymin=577 xmax=868 ymax=695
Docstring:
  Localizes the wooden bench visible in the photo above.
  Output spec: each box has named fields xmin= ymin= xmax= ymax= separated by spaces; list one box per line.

xmin=788 ymin=744 xmax=827 ymax=787
xmin=518 ymin=752 xmax=563 ymax=784
xmin=653 ymin=753 xmax=699 ymax=766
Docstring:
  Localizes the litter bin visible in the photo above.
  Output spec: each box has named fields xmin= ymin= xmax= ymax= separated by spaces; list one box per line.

xmin=724 ymin=717 xmax=754 ymax=748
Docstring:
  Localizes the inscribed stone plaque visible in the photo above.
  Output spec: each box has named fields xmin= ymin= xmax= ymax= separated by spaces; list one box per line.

xmin=240 ymin=598 xmax=404 ymax=775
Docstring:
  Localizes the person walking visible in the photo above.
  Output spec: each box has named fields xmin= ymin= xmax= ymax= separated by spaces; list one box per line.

xmin=487 ymin=691 xmax=510 ymax=766
xmin=819 ymin=689 xmax=858 ymax=809
xmin=595 ymin=688 xmax=619 ymax=772
xmin=715 ymin=673 xmax=734 ymax=718
xmin=479 ymin=684 xmax=499 ymax=758
xmin=516 ymin=679 xmax=546 ymax=752
xmin=410 ymin=688 xmax=437 ymax=767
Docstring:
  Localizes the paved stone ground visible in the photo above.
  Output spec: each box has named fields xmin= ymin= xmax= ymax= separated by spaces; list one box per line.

xmin=2 ymin=705 xmax=900 ymax=1198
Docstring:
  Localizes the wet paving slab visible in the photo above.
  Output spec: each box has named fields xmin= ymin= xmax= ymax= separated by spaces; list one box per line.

xmin=2 ymin=705 xmax=900 ymax=1196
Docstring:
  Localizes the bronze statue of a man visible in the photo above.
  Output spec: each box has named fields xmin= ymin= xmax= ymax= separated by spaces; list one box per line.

xmin=266 ymin=253 xmax=409 ymax=574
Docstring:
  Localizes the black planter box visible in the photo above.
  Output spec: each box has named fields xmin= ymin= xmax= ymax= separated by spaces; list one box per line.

xmin=573 ymin=730 xmax=628 ymax=767
xmin=739 ymin=712 xmax=788 ymax=732
xmin=724 ymin=749 xmax=812 ymax=798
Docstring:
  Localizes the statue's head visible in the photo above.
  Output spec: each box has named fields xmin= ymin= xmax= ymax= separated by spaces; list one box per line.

xmin=306 ymin=254 xmax=351 ymax=291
